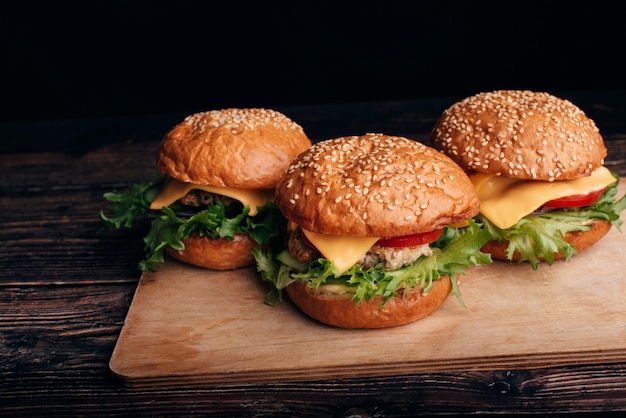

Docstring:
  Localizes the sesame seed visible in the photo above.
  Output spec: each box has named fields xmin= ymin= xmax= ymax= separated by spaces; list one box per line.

xmin=431 ymin=90 xmax=606 ymax=180
xmin=183 ymin=108 xmax=305 ymax=133
xmin=275 ymin=133 xmax=476 ymax=235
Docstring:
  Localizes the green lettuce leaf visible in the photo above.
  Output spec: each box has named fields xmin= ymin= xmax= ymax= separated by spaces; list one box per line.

xmin=252 ymin=220 xmax=492 ymax=307
xmin=99 ymin=176 xmax=163 ymax=231
xmin=100 ymin=176 xmax=286 ymax=271
xmin=478 ymin=173 xmax=626 ymax=270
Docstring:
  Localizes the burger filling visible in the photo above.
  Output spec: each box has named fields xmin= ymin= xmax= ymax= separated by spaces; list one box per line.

xmin=253 ymin=220 xmax=493 ymax=307
xmin=288 ymin=227 xmax=432 ymax=271
xmin=178 ymin=189 xmax=238 ymax=208
xmin=362 ymin=243 xmax=433 ymax=271
xmin=477 ymin=172 xmax=626 ymax=269
xmin=99 ymin=175 xmax=285 ymax=271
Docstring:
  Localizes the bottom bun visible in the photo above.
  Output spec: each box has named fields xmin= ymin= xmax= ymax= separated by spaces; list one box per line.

xmin=482 ymin=219 xmax=612 ymax=262
xmin=285 ymin=276 xmax=454 ymax=329
xmin=165 ymin=233 xmax=258 ymax=270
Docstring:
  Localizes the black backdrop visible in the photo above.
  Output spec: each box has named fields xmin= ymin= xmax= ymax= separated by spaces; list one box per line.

xmin=2 ymin=1 xmax=624 ymax=121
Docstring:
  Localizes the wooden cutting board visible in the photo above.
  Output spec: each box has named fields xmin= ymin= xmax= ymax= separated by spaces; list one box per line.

xmin=110 ymin=181 xmax=626 ymax=389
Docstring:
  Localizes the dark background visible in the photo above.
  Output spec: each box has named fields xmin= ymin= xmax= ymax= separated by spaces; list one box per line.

xmin=2 ymin=1 xmax=624 ymax=122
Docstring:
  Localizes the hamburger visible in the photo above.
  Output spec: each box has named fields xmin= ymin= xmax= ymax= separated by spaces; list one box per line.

xmin=99 ymin=108 xmax=312 ymax=271
xmin=431 ymin=90 xmax=626 ymax=269
xmin=253 ymin=133 xmax=492 ymax=328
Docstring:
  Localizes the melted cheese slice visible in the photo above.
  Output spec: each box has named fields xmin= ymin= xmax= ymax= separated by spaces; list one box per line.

xmin=301 ymin=228 xmax=380 ymax=274
xmin=471 ymin=166 xmax=616 ymax=229
xmin=149 ymin=177 xmax=273 ymax=216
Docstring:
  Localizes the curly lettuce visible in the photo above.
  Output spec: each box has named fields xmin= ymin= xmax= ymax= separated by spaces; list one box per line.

xmin=477 ymin=173 xmax=626 ymax=270
xmin=99 ymin=176 xmax=284 ymax=271
xmin=253 ymin=220 xmax=492 ymax=307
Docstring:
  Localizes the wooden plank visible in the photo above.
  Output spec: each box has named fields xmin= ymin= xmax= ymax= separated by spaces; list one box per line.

xmin=110 ymin=181 xmax=626 ymax=389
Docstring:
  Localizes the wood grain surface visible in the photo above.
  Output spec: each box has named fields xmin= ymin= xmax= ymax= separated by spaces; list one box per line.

xmin=110 ymin=181 xmax=626 ymax=389
xmin=4 ymin=91 xmax=626 ymax=417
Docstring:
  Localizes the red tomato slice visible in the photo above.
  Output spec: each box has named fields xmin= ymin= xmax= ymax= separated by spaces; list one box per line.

xmin=543 ymin=188 xmax=606 ymax=209
xmin=376 ymin=229 xmax=443 ymax=248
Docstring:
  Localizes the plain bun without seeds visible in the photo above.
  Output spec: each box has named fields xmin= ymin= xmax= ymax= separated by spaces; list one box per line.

xmin=431 ymin=90 xmax=607 ymax=181
xmin=165 ymin=233 xmax=258 ymax=270
xmin=285 ymin=275 xmax=453 ymax=329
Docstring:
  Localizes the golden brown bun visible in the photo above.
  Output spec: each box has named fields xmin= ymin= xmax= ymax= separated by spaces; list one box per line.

xmin=482 ymin=219 xmax=612 ymax=262
xmin=156 ymin=108 xmax=312 ymax=188
xmin=274 ymin=133 xmax=480 ymax=237
xmin=431 ymin=90 xmax=607 ymax=181
xmin=285 ymin=276 xmax=454 ymax=328
xmin=164 ymin=233 xmax=258 ymax=270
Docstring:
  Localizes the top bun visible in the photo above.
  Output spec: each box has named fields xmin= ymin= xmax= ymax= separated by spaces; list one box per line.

xmin=431 ymin=90 xmax=607 ymax=181
xmin=274 ymin=133 xmax=480 ymax=237
xmin=156 ymin=108 xmax=312 ymax=188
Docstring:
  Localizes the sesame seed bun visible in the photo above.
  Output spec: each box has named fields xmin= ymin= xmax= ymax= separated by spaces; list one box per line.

xmin=431 ymin=91 xmax=616 ymax=265
xmin=271 ymin=134 xmax=484 ymax=328
xmin=274 ymin=133 xmax=480 ymax=237
xmin=157 ymin=108 xmax=312 ymax=188
xmin=431 ymin=90 xmax=607 ymax=181
xmin=155 ymin=108 xmax=312 ymax=270
xmin=285 ymin=275 xmax=454 ymax=329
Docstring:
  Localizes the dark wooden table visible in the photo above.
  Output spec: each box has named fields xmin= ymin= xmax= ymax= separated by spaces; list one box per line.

xmin=2 ymin=90 xmax=626 ymax=417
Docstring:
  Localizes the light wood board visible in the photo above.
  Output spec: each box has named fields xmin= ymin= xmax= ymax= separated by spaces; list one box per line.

xmin=110 ymin=181 xmax=626 ymax=389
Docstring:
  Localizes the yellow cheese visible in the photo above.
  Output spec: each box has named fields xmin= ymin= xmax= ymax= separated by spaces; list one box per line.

xmin=149 ymin=177 xmax=273 ymax=216
xmin=301 ymin=228 xmax=380 ymax=274
xmin=449 ymin=220 xmax=469 ymax=228
xmin=471 ymin=166 xmax=616 ymax=229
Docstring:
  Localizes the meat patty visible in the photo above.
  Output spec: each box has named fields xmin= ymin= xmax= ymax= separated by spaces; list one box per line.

xmin=288 ymin=228 xmax=321 ymax=263
xmin=361 ymin=243 xmax=432 ymax=270
xmin=179 ymin=189 xmax=238 ymax=207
